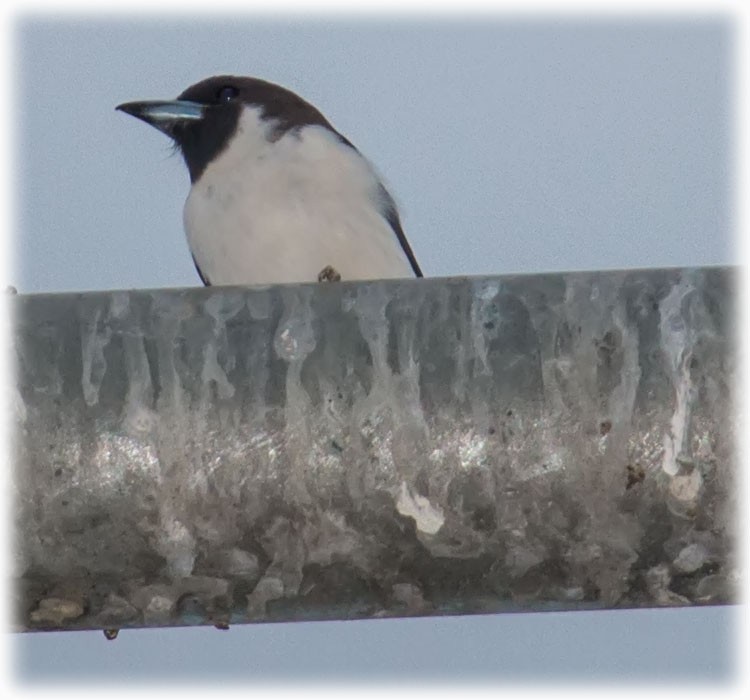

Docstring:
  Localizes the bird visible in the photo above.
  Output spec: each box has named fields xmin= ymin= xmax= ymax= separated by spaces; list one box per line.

xmin=116 ymin=75 xmax=422 ymax=287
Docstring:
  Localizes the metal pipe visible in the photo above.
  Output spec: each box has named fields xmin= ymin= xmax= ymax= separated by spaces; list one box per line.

xmin=10 ymin=268 xmax=737 ymax=632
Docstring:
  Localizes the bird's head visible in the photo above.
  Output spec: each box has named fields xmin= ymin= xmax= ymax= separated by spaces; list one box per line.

xmin=116 ymin=75 xmax=333 ymax=182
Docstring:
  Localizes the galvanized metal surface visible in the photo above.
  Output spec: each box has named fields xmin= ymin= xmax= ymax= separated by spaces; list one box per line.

xmin=11 ymin=268 xmax=737 ymax=632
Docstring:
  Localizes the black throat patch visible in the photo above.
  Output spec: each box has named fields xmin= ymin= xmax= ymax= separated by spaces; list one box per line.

xmin=173 ymin=102 xmax=242 ymax=183
xmin=172 ymin=76 xmax=344 ymax=183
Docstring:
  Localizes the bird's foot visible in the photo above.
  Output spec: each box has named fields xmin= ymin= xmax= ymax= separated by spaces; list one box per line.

xmin=317 ymin=265 xmax=341 ymax=283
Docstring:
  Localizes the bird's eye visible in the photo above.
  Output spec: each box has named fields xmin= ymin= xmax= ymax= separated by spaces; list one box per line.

xmin=217 ymin=85 xmax=239 ymax=102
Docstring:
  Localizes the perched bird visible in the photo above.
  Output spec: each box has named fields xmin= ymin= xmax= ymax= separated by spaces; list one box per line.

xmin=116 ymin=75 xmax=422 ymax=286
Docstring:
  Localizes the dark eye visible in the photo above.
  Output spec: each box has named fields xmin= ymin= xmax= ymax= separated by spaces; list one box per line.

xmin=217 ymin=85 xmax=239 ymax=102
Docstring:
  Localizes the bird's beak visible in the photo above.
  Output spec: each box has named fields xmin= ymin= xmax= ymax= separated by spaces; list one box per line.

xmin=116 ymin=99 xmax=205 ymax=136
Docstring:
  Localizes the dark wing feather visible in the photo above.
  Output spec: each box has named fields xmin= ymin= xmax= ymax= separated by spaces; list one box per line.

xmin=192 ymin=255 xmax=211 ymax=286
xmin=377 ymin=183 xmax=423 ymax=277
xmin=332 ymin=132 xmax=422 ymax=278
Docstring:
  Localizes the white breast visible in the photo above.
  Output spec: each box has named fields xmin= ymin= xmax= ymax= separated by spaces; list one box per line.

xmin=183 ymin=106 xmax=415 ymax=286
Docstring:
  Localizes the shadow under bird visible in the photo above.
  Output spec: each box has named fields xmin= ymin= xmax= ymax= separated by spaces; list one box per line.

xmin=116 ymin=75 xmax=422 ymax=286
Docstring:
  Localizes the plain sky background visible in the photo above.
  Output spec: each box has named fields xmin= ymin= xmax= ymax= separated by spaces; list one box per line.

xmin=9 ymin=11 xmax=738 ymax=685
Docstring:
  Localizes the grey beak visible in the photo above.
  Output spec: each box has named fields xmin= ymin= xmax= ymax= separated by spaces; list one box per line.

xmin=116 ymin=99 xmax=205 ymax=136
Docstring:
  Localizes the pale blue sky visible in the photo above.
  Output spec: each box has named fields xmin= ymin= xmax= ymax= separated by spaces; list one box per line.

xmin=13 ymin=15 xmax=735 ymax=682
xmin=15 ymin=16 xmax=732 ymax=294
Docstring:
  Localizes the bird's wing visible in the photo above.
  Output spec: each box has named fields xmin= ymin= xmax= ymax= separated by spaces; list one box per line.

xmin=377 ymin=183 xmax=423 ymax=278
xmin=192 ymin=255 xmax=211 ymax=286
xmin=333 ymin=131 xmax=423 ymax=278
